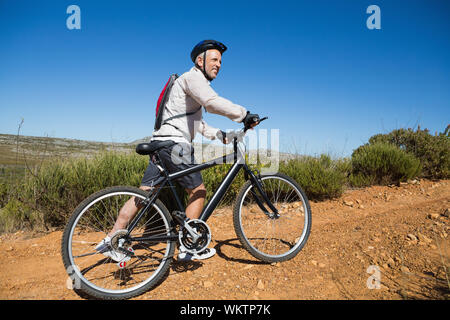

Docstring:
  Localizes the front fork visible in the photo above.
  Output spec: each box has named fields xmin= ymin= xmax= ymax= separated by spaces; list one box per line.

xmin=243 ymin=165 xmax=280 ymax=219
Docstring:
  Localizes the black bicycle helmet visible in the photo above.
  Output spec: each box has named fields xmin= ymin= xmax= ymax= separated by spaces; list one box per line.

xmin=190 ymin=40 xmax=227 ymax=81
xmin=190 ymin=40 xmax=227 ymax=63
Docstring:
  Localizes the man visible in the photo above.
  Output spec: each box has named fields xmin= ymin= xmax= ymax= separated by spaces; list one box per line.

xmin=96 ymin=40 xmax=259 ymax=262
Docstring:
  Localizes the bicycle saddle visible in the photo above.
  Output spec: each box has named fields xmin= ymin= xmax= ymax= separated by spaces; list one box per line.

xmin=135 ymin=140 xmax=175 ymax=155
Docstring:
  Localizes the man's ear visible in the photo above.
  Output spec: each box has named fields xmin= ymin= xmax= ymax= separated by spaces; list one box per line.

xmin=196 ymin=55 xmax=204 ymax=69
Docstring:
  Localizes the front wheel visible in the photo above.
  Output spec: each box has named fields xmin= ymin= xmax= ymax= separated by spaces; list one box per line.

xmin=233 ymin=173 xmax=311 ymax=263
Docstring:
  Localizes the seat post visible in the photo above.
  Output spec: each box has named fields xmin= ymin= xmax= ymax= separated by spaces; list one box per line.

xmin=152 ymin=152 xmax=169 ymax=176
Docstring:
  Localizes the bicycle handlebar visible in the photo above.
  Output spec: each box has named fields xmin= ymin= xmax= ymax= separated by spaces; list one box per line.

xmin=225 ymin=116 xmax=268 ymax=142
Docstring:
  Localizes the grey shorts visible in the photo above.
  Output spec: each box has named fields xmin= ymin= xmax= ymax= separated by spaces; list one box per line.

xmin=141 ymin=141 xmax=203 ymax=190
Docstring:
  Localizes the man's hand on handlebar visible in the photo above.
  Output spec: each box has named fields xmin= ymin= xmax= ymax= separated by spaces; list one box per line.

xmin=242 ymin=111 xmax=261 ymax=130
xmin=217 ymin=114 xmax=268 ymax=144
xmin=243 ymin=112 xmax=268 ymax=132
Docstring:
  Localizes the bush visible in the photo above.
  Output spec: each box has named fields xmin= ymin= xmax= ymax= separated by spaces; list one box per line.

xmin=0 ymin=199 xmax=43 ymax=233
xmin=2 ymin=127 xmax=445 ymax=234
xmin=350 ymin=142 xmax=422 ymax=187
xmin=368 ymin=126 xmax=449 ymax=179
xmin=0 ymin=181 xmax=8 ymax=208
xmin=280 ymin=154 xmax=349 ymax=200
xmin=12 ymin=152 xmax=248 ymax=229
xmin=202 ymin=154 xmax=350 ymax=202
xmin=19 ymin=152 xmax=149 ymax=227
xmin=13 ymin=151 xmax=353 ymax=230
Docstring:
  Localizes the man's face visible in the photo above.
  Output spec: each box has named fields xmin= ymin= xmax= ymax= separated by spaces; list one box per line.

xmin=200 ymin=49 xmax=222 ymax=80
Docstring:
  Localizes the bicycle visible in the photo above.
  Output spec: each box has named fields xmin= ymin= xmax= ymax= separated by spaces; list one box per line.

xmin=61 ymin=117 xmax=311 ymax=300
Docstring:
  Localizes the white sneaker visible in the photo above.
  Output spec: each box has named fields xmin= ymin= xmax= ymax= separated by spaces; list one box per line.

xmin=95 ymin=236 xmax=131 ymax=263
xmin=178 ymin=245 xmax=216 ymax=261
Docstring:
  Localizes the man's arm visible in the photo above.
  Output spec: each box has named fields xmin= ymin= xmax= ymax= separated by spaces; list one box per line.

xmin=184 ymin=71 xmax=247 ymax=123
xmin=197 ymin=119 xmax=220 ymax=140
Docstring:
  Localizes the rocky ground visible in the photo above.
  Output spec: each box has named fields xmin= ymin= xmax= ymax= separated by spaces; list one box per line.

xmin=0 ymin=179 xmax=448 ymax=300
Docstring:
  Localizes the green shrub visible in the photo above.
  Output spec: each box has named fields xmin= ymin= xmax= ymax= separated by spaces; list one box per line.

xmin=19 ymin=152 xmax=149 ymax=227
xmin=279 ymin=154 xmax=348 ymax=200
xmin=2 ymin=129 xmax=441 ymax=233
xmin=368 ymin=126 xmax=449 ymax=179
xmin=0 ymin=181 xmax=8 ymax=208
xmin=350 ymin=142 xmax=421 ymax=187
xmin=202 ymin=154 xmax=350 ymax=203
xmin=0 ymin=199 xmax=43 ymax=233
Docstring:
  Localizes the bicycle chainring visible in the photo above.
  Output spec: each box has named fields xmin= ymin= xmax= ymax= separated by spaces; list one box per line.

xmin=179 ymin=219 xmax=211 ymax=254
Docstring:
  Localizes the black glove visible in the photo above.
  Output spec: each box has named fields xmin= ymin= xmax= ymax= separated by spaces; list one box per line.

xmin=242 ymin=111 xmax=260 ymax=128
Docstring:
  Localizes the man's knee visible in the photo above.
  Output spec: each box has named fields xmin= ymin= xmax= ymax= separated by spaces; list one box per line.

xmin=135 ymin=186 xmax=153 ymax=207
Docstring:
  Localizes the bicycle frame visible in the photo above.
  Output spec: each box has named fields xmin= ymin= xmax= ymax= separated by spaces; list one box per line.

xmin=126 ymin=137 xmax=278 ymax=243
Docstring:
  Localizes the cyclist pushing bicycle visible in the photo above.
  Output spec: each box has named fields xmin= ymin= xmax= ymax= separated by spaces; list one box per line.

xmin=62 ymin=40 xmax=311 ymax=300
xmin=95 ymin=40 xmax=260 ymax=262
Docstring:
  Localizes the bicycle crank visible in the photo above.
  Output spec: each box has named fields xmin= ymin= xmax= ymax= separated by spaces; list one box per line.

xmin=179 ymin=219 xmax=211 ymax=255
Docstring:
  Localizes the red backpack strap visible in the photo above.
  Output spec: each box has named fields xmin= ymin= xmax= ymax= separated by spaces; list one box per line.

xmin=154 ymin=74 xmax=178 ymax=130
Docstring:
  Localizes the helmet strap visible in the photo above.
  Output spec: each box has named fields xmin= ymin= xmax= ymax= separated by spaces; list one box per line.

xmin=202 ymin=51 xmax=214 ymax=82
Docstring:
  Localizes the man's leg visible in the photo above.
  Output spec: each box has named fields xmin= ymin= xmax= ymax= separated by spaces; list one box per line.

xmin=95 ymin=186 xmax=153 ymax=261
xmin=179 ymin=182 xmax=216 ymax=260
xmin=105 ymin=153 xmax=161 ymax=237
xmin=110 ymin=182 xmax=206 ymax=234
xmin=108 ymin=186 xmax=151 ymax=237
xmin=185 ymin=183 xmax=207 ymax=220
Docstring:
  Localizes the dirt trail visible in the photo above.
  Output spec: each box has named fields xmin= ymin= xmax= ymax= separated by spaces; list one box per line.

xmin=0 ymin=179 xmax=449 ymax=300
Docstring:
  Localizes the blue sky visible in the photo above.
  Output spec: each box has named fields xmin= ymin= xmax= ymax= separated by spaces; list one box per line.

xmin=1 ymin=0 xmax=449 ymax=157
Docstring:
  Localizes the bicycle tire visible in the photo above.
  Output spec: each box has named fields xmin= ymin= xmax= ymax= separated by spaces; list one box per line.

xmin=233 ymin=173 xmax=311 ymax=263
xmin=61 ymin=186 xmax=176 ymax=300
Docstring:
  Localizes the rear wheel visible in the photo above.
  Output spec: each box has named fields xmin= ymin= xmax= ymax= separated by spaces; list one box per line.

xmin=61 ymin=186 xmax=175 ymax=300
xmin=233 ymin=173 xmax=311 ymax=263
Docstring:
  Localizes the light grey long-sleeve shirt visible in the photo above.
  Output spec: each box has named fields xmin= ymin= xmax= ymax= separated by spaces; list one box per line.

xmin=151 ymin=66 xmax=247 ymax=144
